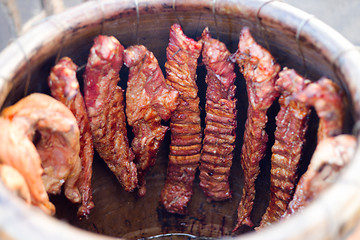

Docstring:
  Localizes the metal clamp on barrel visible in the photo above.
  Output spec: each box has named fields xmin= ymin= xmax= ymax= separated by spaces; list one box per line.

xmin=49 ymin=14 xmax=68 ymax=64
xmin=14 ymin=38 xmax=31 ymax=96
xmin=256 ymin=0 xmax=284 ymax=51
xmin=295 ymin=14 xmax=315 ymax=74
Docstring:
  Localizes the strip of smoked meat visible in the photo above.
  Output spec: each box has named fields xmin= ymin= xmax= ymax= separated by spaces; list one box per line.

xmin=233 ymin=27 xmax=280 ymax=230
xmin=123 ymin=45 xmax=179 ymax=197
xmin=283 ymin=134 xmax=355 ymax=217
xmin=199 ymin=28 xmax=237 ymax=201
xmin=295 ymin=77 xmax=344 ymax=142
xmin=48 ymin=56 xmax=95 ymax=217
xmin=84 ymin=35 xmax=137 ymax=192
xmin=258 ymin=68 xmax=311 ymax=229
xmin=160 ymin=24 xmax=203 ymax=214
xmin=283 ymin=78 xmax=346 ymax=217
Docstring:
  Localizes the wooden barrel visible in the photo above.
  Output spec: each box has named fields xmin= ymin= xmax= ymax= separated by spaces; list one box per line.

xmin=0 ymin=0 xmax=360 ymax=239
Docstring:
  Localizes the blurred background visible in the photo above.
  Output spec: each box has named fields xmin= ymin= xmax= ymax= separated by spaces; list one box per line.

xmin=0 ymin=0 xmax=359 ymax=52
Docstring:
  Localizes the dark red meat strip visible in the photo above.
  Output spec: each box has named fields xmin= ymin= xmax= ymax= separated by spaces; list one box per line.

xmin=160 ymin=24 xmax=203 ymax=214
xmin=233 ymin=27 xmax=280 ymax=230
xmin=282 ymin=77 xmax=346 ymax=218
xmin=295 ymin=77 xmax=344 ymax=142
xmin=199 ymin=28 xmax=237 ymax=201
xmin=84 ymin=35 xmax=137 ymax=192
xmin=123 ymin=45 xmax=179 ymax=197
xmin=258 ymin=68 xmax=311 ymax=228
xmin=48 ymin=57 xmax=95 ymax=218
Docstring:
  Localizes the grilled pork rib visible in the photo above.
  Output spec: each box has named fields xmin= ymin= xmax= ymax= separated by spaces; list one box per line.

xmin=48 ymin=57 xmax=95 ymax=217
xmin=160 ymin=24 xmax=203 ymax=214
xmin=233 ymin=27 xmax=280 ymax=229
xmin=84 ymin=35 xmax=137 ymax=192
xmin=258 ymin=69 xmax=311 ymax=228
xmin=199 ymin=28 xmax=237 ymax=201
xmin=123 ymin=45 xmax=179 ymax=197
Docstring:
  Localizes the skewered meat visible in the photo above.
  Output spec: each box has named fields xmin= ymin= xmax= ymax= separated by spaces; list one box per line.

xmin=160 ymin=24 xmax=203 ymax=214
xmin=199 ymin=28 xmax=237 ymax=201
xmin=232 ymin=27 xmax=280 ymax=230
xmin=258 ymin=68 xmax=311 ymax=229
xmin=84 ymin=35 xmax=137 ymax=192
xmin=295 ymin=77 xmax=344 ymax=142
xmin=1 ymin=93 xmax=83 ymax=214
xmin=123 ymin=45 xmax=179 ymax=197
xmin=0 ymin=163 xmax=31 ymax=203
xmin=48 ymin=57 xmax=95 ymax=217
xmin=283 ymin=134 xmax=356 ymax=217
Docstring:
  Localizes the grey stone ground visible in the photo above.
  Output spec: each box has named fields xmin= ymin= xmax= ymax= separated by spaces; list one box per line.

xmin=0 ymin=0 xmax=359 ymax=51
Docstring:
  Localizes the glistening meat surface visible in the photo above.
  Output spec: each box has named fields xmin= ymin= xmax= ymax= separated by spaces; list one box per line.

xmin=233 ymin=27 xmax=280 ymax=230
xmin=283 ymin=78 xmax=346 ymax=218
xmin=124 ymin=45 xmax=179 ymax=197
xmin=283 ymin=134 xmax=356 ymax=217
xmin=199 ymin=28 xmax=237 ymax=201
xmin=0 ymin=163 xmax=31 ymax=203
xmin=48 ymin=57 xmax=95 ymax=217
xmin=0 ymin=118 xmax=53 ymax=214
xmin=84 ymin=35 xmax=137 ymax=192
xmin=258 ymin=69 xmax=311 ymax=228
xmin=160 ymin=24 xmax=203 ymax=214
xmin=295 ymin=77 xmax=344 ymax=142
xmin=1 ymin=93 xmax=83 ymax=214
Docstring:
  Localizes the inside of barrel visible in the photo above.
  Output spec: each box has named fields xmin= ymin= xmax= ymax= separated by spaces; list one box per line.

xmin=0 ymin=6 xmax=355 ymax=240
